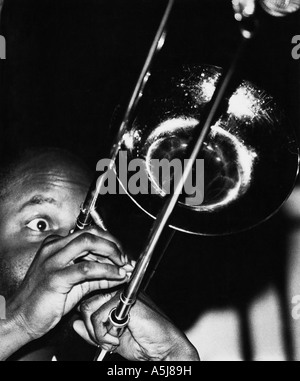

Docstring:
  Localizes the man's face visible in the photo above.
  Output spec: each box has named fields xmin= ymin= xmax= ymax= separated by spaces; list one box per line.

xmin=0 ymin=152 xmax=91 ymax=299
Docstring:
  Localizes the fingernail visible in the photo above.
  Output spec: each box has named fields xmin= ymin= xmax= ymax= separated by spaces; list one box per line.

xmin=102 ymin=344 xmax=113 ymax=352
xmin=122 ymin=264 xmax=134 ymax=272
xmin=131 ymin=260 xmax=137 ymax=267
xmin=119 ymin=268 xmax=126 ymax=277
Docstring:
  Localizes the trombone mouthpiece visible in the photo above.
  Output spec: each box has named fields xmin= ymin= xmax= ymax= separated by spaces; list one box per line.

xmin=260 ymin=0 xmax=300 ymax=16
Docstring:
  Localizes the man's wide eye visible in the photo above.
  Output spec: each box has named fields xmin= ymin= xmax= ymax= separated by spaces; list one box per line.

xmin=26 ymin=218 xmax=51 ymax=232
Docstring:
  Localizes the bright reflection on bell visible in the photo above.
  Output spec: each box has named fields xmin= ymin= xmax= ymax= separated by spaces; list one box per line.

xmin=123 ymin=130 xmax=142 ymax=152
xmin=232 ymin=0 xmax=256 ymax=19
xmin=179 ymin=69 xmax=221 ymax=104
xmin=200 ymin=79 xmax=217 ymax=102
xmin=228 ymin=82 xmax=274 ymax=123
xmin=228 ymin=85 xmax=259 ymax=119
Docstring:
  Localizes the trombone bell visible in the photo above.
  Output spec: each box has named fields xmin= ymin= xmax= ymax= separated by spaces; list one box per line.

xmin=114 ymin=65 xmax=299 ymax=236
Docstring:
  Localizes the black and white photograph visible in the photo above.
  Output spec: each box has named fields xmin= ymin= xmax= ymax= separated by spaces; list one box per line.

xmin=0 ymin=0 xmax=300 ymax=364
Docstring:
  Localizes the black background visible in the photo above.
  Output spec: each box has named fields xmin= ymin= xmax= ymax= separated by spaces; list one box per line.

xmin=0 ymin=0 xmax=300 ymax=361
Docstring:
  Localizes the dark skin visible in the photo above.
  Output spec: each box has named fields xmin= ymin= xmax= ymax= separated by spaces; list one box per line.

xmin=0 ymin=151 xmax=132 ymax=360
xmin=0 ymin=151 xmax=199 ymax=361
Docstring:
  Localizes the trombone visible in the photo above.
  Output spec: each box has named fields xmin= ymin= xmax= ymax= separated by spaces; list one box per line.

xmin=74 ymin=0 xmax=300 ymax=361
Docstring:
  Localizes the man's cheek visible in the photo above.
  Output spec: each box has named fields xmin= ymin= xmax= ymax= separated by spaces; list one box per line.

xmin=0 ymin=245 xmax=39 ymax=299
xmin=0 ymin=255 xmax=21 ymax=299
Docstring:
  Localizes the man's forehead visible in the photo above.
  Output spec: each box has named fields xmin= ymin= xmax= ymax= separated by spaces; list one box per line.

xmin=19 ymin=155 xmax=91 ymax=183
xmin=2 ymin=163 xmax=90 ymax=208
xmin=19 ymin=169 xmax=87 ymax=192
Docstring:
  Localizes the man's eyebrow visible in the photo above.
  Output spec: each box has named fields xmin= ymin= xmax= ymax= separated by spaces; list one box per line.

xmin=19 ymin=195 xmax=58 ymax=212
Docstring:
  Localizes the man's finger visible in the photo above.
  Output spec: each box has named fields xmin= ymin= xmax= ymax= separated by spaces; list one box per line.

xmin=77 ymin=279 xmax=127 ymax=294
xmin=41 ymin=227 xmax=125 ymax=262
xmin=89 ymin=294 xmax=125 ymax=344
xmin=43 ymin=235 xmax=63 ymax=246
xmin=51 ymin=262 xmax=127 ymax=292
xmin=73 ymin=321 xmax=120 ymax=352
xmin=42 ymin=228 xmax=103 ymax=254
xmin=73 ymin=320 xmax=98 ymax=346
xmin=50 ymin=232 xmax=125 ymax=267
xmin=80 ymin=293 xmax=115 ymax=341
xmin=74 ymin=319 xmax=120 ymax=349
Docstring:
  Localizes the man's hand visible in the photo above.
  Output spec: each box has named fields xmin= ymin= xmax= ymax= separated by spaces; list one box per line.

xmin=74 ymin=293 xmax=200 ymax=361
xmin=6 ymin=227 xmax=132 ymax=343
